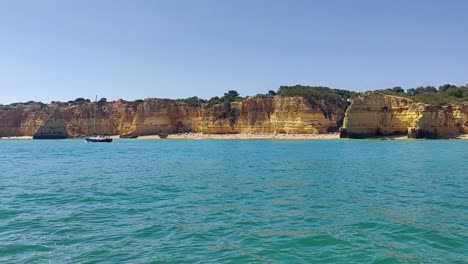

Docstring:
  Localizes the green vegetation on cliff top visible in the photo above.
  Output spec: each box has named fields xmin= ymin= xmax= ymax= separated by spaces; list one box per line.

xmin=192 ymin=84 xmax=467 ymax=107
xmin=372 ymin=84 xmax=468 ymax=105
xmin=276 ymin=85 xmax=356 ymax=108
xmin=2 ymin=84 xmax=467 ymax=109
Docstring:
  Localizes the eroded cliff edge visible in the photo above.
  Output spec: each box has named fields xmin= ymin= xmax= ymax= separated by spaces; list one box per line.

xmin=0 ymin=96 xmax=345 ymax=138
xmin=2 ymin=93 xmax=467 ymax=139
xmin=340 ymin=93 xmax=468 ymax=139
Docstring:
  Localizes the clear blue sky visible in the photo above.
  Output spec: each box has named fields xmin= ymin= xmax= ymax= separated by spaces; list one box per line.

xmin=1 ymin=0 xmax=467 ymax=104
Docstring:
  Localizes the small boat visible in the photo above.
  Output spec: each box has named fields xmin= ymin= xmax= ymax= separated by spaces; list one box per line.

xmin=85 ymin=95 xmax=112 ymax=143
xmin=85 ymin=134 xmax=113 ymax=143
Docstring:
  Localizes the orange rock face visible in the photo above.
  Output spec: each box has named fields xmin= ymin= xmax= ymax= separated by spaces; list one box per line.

xmin=340 ymin=93 xmax=468 ymax=139
xmin=2 ymin=94 xmax=466 ymax=139
xmin=0 ymin=96 xmax=346 ymax=138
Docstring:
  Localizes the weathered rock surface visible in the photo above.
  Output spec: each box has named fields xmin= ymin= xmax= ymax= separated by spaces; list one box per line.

xmin=3 ymin=94 xmax=466 ymax=139
xmin=32 ymin=109 xmax=67 ymax=139
xmin=200 ymin=97 xmax=344 ymax=134
xmin=0 ymin=96 xmax=346 ymax=138
xmin=340 ymin=93 xmax=468 ymax=139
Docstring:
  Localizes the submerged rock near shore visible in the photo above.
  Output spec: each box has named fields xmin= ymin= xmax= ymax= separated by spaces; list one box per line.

xmin=340 ymin=93 xmax=468 ymax=139
xmin=0 ymin=96 xmax=346 ymax=138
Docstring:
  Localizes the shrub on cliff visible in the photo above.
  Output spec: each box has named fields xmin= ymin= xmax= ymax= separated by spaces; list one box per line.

xmin=74 ymin=98 xmax=88 ymax=103
xmin=276 ymin=85 xmax=356 ymax=107
xmin=373 ymin=87 xmax=408 ymax=97
xmin=409 ymin=84 xmax=468 ymax=104
xmin=205 ymin=90 xmax=242 ymax=108
xmin=254 ymin=90 xmax=278 ymax=98
xmin=374 ymin=84 xmax=468 ymax=105
xmin=206 ymin=96 xmax=221 ymax=108
xmin=440 ymin=85 xmax=468 ymax=100
xmin=202 ymin=90 xmax=242 ymax=125
xmin=222 ymin=90 xmax=241 ymax=102
xmin=97 ymin=98 xmax=107 ymax=107
xmin=175 ymin=96 xmax=206 ymax=107
xmin=439 ymin=84 xmax=458 ymax=93
xmin=413 ymin=94 xmax=456 ymax=105
xmin=407 ymin=86 xmax=437 ymax=96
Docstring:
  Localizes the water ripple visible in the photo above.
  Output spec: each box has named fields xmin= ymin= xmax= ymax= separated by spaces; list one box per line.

xmin=0 ymin=139 xmax=467 ymax=263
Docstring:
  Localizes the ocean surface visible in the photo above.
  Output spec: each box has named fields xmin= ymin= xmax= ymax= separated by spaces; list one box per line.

xmin=0 ymin=139 xmax=467 ymax=263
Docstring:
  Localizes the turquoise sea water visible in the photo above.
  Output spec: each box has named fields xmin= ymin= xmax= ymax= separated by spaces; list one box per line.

xmin=0 ymin=139 xmax=467 ymax=263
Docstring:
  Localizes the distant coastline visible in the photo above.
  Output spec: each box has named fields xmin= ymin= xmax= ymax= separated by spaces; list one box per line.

xmin=1 ymin=86 xmax=467 ymax=140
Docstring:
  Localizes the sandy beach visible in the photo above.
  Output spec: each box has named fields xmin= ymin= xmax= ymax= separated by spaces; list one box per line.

xmin=1 ymin=133 xmax=467 ymax=140
xmin=137 ymin=133 xmax=340 ymax=140
xmin=0 ymin=136 xmax=33 ymax=140
xmin=137 ymin=133 xmax=468 ymax=140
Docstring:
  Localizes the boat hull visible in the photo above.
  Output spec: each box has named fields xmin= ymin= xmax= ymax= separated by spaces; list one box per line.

xmin=85 ymin=138 xmax=113 ymax=143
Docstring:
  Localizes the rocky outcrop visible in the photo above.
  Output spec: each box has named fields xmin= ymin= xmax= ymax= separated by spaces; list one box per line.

xmin=0 ymin=96 xmax=346 ymax=138
xmin=0 ymin=102 xmax=50 ymax=137
xmin=407 ymin=104 xmax=468 ymax=138
xmin=340 ymin=93 xmax=468 ymax=139
xmin=32 ymin=109 xmax=67 ymax=139
xmin=200 ymin=97 xmax=344 ymax=134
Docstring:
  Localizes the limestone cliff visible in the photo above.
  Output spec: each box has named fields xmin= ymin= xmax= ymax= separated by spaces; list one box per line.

xmin=3 ymin=94 xmax=467 ymax=139
xmin=0 ymin=103 xmax=51 ymax=137
xmin=32 ymin=109 xmax=67 ymax=139
xmin=0 ymin=96 xmax=346 ymax=138
xmin=200 ymin=97 xmax=344 ymax=134
xmin=340 ymin=93 xmax=468 ymax=139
